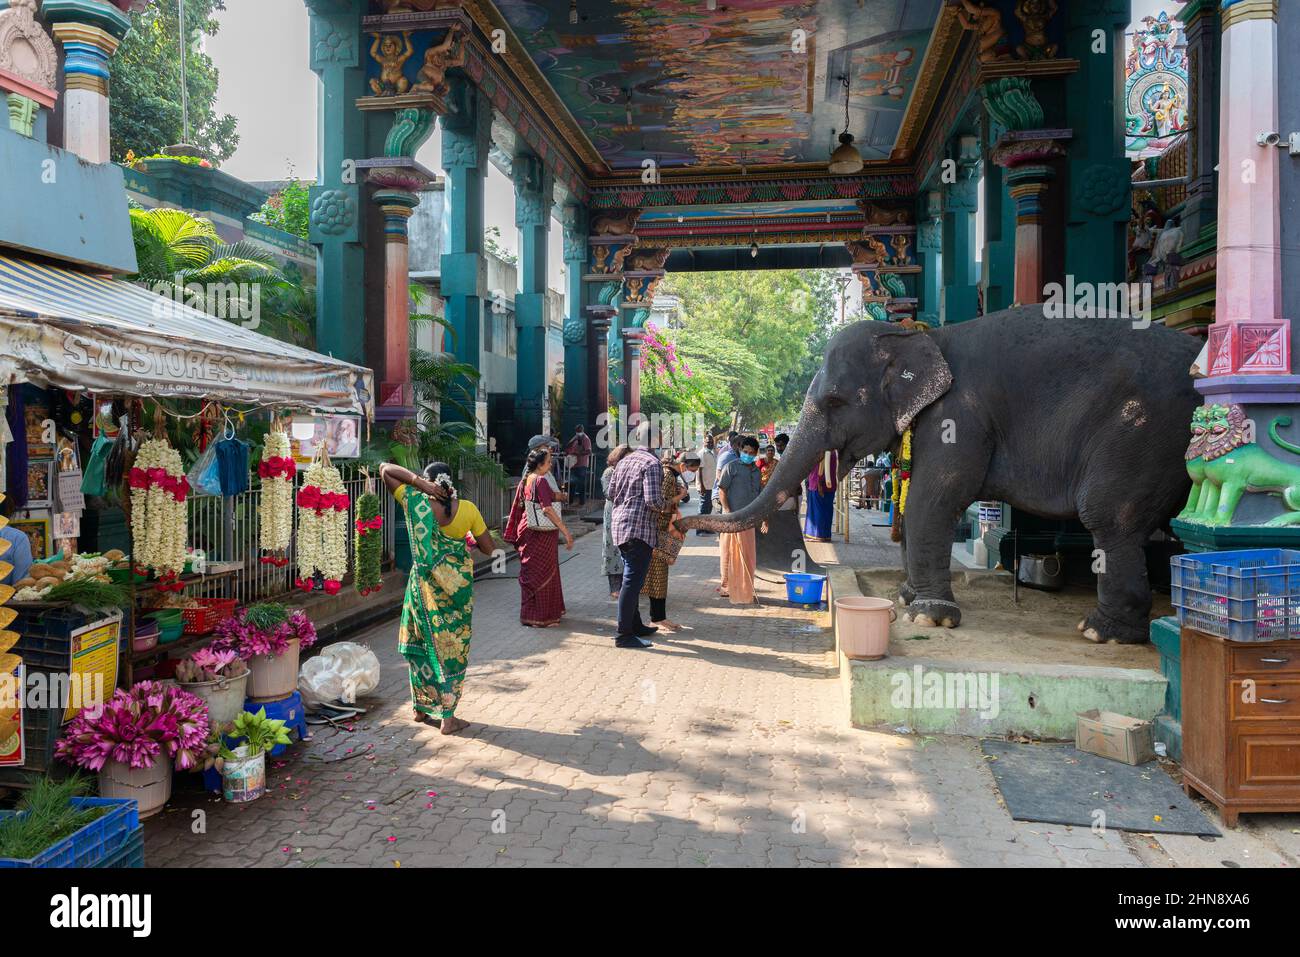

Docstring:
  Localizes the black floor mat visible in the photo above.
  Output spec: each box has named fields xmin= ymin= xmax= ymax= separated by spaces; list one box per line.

xmin=981 ymin=739 xmax=1221 ymax=837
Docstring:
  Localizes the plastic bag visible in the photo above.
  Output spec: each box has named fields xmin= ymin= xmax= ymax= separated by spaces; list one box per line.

xmin=187 ymin=444 xmax=223 ymax=497
xmin=298 ymin=642 xmax=381 ymax=706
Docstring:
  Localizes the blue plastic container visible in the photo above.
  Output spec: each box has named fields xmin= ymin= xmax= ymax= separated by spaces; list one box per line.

xmin=1170 ymin=548 xmax=1300 ymax=642
xmin=0 ymin=797 xmax=139 ymax=868
xmin=242 ymin=691 xmax=307 ymax=756
xmin=784 ymin=573 xmax=827 ymax=605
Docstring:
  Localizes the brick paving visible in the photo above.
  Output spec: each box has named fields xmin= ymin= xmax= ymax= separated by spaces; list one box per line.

xmin=141 ymin=507 xmax=1296 ymax=867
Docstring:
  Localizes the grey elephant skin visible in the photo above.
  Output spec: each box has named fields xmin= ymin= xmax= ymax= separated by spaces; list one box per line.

xmin=681 ymin=306 xmax=1201 ymax=644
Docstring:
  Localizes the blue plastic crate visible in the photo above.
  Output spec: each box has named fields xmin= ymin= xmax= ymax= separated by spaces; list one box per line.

xmin=95 ymin=828 xmax=144 ymax=868
xmin=11 ymin=606 xmax=98 ymax=670
xmin=1170 ymin=549 xmax=1300 ymax=642
xmin=0 ymin=797 xmax=139 ymax=868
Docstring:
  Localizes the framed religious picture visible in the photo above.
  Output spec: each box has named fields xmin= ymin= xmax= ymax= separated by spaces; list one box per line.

xmin=24 ymin=397 xmax=53 ymax=459
xmin=26 ymin=460 xmax=53 ymax=508
xmin=11 ymin=515 xmax=52 ymax=560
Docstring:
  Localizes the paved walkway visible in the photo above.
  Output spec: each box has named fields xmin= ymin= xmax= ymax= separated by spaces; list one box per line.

xmin=142 ymin=504 xmax=1299 ymax=867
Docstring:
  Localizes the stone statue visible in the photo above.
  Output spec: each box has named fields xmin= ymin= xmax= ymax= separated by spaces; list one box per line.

xmin=1144 ymin=215 xmax=1184 ymax=289
xmin=954 ymin=0 xmax=1010 ymax=63
xmin=591 ymin=209 xmax=640 ymax=236
xmin=1015 ymin=0 xmax=1058 ymax=60
xmin=625 ymin=247 xmax=670 ymax=272
xmin=369 ymin=31 xmax=414 ymax=97
xmin=860 ymin=202 xmax=911 ymax=226
xmin=1181 ymin=404 xmax=1300 ymax=527
xmin=412 ymin=24 xmax=466 ymax=98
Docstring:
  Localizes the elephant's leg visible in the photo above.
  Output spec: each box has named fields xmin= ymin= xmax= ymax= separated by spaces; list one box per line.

xmin=1212 ymin=480 xmax=1247 ymax=526
xmin=899 ymin=489 xmax=968 ymax=629
xmin=897 ymin=522 xmax=915 ymax=605
xmin=1079 ymin=526 xmax=1153 ymax=644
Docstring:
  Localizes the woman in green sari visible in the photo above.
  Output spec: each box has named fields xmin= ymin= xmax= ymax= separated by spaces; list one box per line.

xmin=381 ymin=461 xmax=495 ymax=735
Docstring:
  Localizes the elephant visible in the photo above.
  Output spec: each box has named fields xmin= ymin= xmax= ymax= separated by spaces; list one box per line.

xmin=681 ymin=306 xmax=1202 ymax=644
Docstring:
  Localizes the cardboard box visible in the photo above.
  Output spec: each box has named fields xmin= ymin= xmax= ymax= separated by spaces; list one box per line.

xmin=1075 ymin=709 xmax=1156 ymax=765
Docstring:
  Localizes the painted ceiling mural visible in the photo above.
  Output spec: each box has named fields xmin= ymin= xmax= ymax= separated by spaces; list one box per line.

xmin=491 ymin=0 xmax=943 ymax=172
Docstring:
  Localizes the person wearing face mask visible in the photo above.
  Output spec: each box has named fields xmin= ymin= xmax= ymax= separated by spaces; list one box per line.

xmin=716 ymin=436 xmax=764 ymax=604
xmin=639 ymin=449 xmax=690 ymax=632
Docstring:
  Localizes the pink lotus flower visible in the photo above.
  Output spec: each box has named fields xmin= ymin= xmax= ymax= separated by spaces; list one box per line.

xmin=57 ymin=681 xmax=210 ymax=772
xmin=211 ymin=607 xmax=318 ymax=659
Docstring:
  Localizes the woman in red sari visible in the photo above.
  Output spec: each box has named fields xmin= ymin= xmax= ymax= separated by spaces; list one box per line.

xmin=518 ymin=445 xmax=574 ymax=626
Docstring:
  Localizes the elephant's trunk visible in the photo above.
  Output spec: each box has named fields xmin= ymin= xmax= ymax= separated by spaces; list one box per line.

xmin=680 ymin=398 xmax=829 ymax=533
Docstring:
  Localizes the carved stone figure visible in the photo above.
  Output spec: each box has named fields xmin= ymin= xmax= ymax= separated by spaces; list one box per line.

xmin=412 ymin=24 xmax=465 ymax=98
xmin=1181 ymin=404 xmax=1300 ymax=527
xmin=683 ymin=307 xmax=1202 ymax=645
xmin=369 ymin=31 xmax=414 ymax=97
xmin=1014 ymin=0 xmax=1059 ymax=60
xmin=591 ymin=209 xmax=640 ymax=236
xmin=625 ymin=246 xmax=670 ymax=272
xmin=0 ymin=0 xmax=59 ymax=91
xmin=860 ymin=202 xmax=911 ymax=226
xmin=954 ymin=0 xmax=1010 ymax=63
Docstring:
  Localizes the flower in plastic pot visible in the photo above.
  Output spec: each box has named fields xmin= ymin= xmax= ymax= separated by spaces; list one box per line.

xmin=217 ymin=709 xmax=293 ymax=803
xmin=210 ymin=604 xmax=318 ymax=702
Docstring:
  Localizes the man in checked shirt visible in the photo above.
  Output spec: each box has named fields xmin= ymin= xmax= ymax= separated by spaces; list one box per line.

xmin=606 ymin=422 xmax=684 ymax=648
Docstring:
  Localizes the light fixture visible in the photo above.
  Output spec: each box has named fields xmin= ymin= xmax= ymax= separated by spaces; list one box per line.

xmin=828 ymin=74 xmax=864 ymax=174
xmin=750 ymin=212 xmax=759 ymax=258
xmin=569 ymin=0 xmax=578 ymax=24
xmin=750 ymin=241 xmax=759 ymax=259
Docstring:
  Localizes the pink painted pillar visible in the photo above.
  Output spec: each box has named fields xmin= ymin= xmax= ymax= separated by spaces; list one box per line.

xmin=991 ymin=136 xmax=1067 ymax=306
xmin=1206 ymin=1 xmax=1286 ymax=375
xmin=372 ymin=188 xmax=420 ymax=413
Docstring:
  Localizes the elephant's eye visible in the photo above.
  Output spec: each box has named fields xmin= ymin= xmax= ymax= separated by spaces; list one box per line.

xmin=824 ymin=394 xmax=847 ymax=410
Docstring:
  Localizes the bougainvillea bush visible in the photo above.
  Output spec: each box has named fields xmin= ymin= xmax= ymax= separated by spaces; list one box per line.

xmin=211 ymin=603 xmax=318 ymax=659
xmin=56 ymin=682 xmax=210 ymax=772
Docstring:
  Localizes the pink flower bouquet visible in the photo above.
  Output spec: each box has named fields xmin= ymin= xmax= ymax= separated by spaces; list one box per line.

xmin=211 ymin=603 xmax=318 ymax=660
xmin=175 ymin=647 xmax=249 ymax=684
xmin=56 ymin=681 xmax=211 ymax=772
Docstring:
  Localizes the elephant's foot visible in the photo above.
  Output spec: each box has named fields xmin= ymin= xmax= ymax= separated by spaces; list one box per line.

xmin=904 ymin=598 xmax=961 ymax=629
xmin=1077 ymin=609 xmax=1148 ymax=645
xmin=898 ymin=580 xmax=916 ymax=606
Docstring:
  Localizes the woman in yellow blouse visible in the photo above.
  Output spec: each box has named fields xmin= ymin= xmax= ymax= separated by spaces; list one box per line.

xmin=381 ymin=461 xmax=495 ymax=735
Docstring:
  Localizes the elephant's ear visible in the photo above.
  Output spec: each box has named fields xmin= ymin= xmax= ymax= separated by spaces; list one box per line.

xmin=875 ymin=327 xmax=953 ymax=433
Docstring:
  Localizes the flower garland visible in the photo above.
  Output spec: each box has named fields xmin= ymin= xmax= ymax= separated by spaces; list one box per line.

xmin=258 ymin=427 xmax=294 ymax=566
xmin=128 ymin=437 xmax=189 ymax=588
xmin=296 ymin=456 xmax=349 ymax=594
xmin=56 ymin=681 xmax=210 ymax=772
xmin=889 ymin=429 xmax=912 ymax=544
xmin=354 ymin=490 xmax=384 ymax=596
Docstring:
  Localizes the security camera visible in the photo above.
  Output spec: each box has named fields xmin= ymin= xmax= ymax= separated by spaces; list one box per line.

xmin=1258 ymin=131 xmax=1282 ymax=147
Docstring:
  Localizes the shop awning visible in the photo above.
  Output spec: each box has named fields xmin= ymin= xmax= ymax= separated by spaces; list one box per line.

xmin=0 ymin=255 xmax=373 ymax=417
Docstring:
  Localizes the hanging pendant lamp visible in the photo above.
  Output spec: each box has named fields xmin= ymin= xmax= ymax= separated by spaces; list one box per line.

xmin=828 ymin=74 xmax=863 ymax=174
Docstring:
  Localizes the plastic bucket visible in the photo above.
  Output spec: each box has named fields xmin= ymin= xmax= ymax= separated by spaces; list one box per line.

xmin=785 ymin=573 xmax=827 ymax=604
xmin=220 ymin=746 xmax=266 ymax=804
xmin=247 ymin=637 xmax=300 ymax=703
xmin=834 ymin=596 xmax=897 ymax=660
xmin=178 ymin=671 xmax=249 ymax=729
xmin=99 ymin=759 xmax=172 ymax=820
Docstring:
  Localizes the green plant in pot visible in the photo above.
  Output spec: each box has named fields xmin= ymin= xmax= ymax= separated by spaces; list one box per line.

xmin=217 ymin=709 xmax=292 ymax=804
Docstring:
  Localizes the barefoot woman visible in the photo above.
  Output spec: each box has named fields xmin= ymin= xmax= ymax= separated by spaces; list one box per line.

xmin=381 ymin=461 xmax=495 ymax=735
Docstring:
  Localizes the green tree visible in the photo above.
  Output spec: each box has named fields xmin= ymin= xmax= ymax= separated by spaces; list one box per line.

xmin=111 ymin=0 xmax=239 ymax=164
xmin=252 ymin=176 xmax=311 ymax=240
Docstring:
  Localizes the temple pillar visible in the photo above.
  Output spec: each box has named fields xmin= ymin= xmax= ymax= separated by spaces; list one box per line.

xmin=980 ymin=138 xmax=1016 ymax=313
xmin=513 ymin=153 xmax=553 ymax=441
xmin=916 ymin=191 xmax=942 ymax=327
xmin=940 ymin=150 xmax=980 ymax=323
xmin=305 ymin=0 xmax=369 ymax=368
xmin=1178 ymin=1 xmax=1222 ymax=241
xmin=561 ymin=204 xmax=591 ymax=442
xmin=587 ymin=307 xmax=612 ymax=452
xmin=583 ymin=209 xmax=639 ymax=415
xmin=42 ymin=0 xmax=130 ymax=164
xmin=439 ymin=75 xmax=491 ymax=425
xmin=992 ymin=136 xmax=1068 ymax=305
xmin=1062 ymin=0 xmax=1131 ymax=288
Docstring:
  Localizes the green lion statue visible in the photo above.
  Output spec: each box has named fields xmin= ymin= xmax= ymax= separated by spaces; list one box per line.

xmin=1181 ymin=403 xmax=1300 ymax=526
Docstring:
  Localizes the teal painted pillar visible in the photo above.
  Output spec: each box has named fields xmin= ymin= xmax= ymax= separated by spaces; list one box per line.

xmin=916 ymin=190 xmax=942 ymax=327
xmin=305 ymin=0 xmax=368 ymax=366
xmin=981 ymin=149 xmax=1017 ymax=313
xmin=941 ymin=169 xmax=980 ymax=324
xmin=1063 ymin=0 xmax=1131 ymax=287
xmin=561 ymin=204 xmax=590 ymax=438
xmin=514 ymin=154 xmax=553 ymax=440
xmin=439 ymin=77 xmax=490 ymax=426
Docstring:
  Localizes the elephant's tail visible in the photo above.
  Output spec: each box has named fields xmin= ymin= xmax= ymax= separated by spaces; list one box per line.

xmin=1269 ymin=416 xmax=1300 ymax=456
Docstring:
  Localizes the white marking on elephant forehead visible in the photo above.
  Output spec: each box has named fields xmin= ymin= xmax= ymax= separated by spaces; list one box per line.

xmin=1120 ymin=399 xmax=1148 ymax=427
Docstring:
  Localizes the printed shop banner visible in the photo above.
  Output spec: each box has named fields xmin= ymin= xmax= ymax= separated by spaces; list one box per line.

xmin=0 ymin=315 xmax=374 ymax=416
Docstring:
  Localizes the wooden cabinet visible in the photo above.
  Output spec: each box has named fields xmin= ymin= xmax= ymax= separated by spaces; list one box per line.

xmin=1181 ymin=627 xmax=1300 ymax=826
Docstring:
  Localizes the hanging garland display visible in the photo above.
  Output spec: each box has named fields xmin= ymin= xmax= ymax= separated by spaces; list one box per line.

xmin=296 ymin=451 xmax=349 ymax=595
xmin=889 ymin=429 xmax=913 ymax=544
xmin=129 ymin=433 xmax=190 ymax=589
xmin=354 ymin=487 xmax=383 ymax=596
xmin=258 ymin=426 xmax=294 ymax=566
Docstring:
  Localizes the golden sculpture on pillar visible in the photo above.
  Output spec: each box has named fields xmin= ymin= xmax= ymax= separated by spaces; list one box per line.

xmin=1014 ymin=0 xmax=1059 ymax=61
xmin=412 ymin=25 xmax=466 ymax=98
xmin=368 ymin=31 xmax=414 ymax=97
xmin=954 ymin=0 xmax=1010 ymax=64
